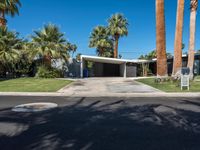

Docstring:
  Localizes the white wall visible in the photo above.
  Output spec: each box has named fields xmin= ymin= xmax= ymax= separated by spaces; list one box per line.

xmin=120 ymin=63 xmax=126 ymax=77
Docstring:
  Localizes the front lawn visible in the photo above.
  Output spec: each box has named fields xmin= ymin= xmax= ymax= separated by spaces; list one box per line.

xmin=136 ymin=77 xmax=200 ymax=92
xmin=0 ymin=78 xmax=72 ymax=92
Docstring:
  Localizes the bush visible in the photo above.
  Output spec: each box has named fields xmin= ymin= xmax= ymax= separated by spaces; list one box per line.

xmin=35 ymin=66 xmax=63 ymax=78
xmin=154 ymin=77 xmax=171 ymax=83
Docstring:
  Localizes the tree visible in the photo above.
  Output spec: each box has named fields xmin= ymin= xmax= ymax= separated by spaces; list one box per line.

xmin=31 ymin=24 xmax=70 ymax=68
xmin=182 ymin=43 xmax=185 ymax=50
xmin=76 ymin=53 xmax=82 ymax=61
xmin=89 ymin=26 xmax=113 ymax=57
xmin=139 ymin=50 xmax=156 ymax=60
xmin=0 ymin=27 xmax=23 ymax=76
xmin=139 ymin=50 xmax=172 ymax=60
xmin=66 ymin=42 xmax=77 ymax=58
xmin=172 ymin=0 xmax=185 ymax=76
xmin=187 ymin=0 xmax=198 ymax=79
xmin=108 ymin=13 xmax=128 ymax=58
xmin=0 ymin=0 xmax=21 ymax=27
xmin=15 ymin=46 xmax=33 ymax=77
xmin=156 ymin=0 xmax=168 ymax=78
xmin=167 ymin=53 xmax=173 ymax=59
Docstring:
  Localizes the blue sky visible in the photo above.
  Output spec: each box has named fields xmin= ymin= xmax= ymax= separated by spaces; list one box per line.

xmin=6 ymin=0 xmax=200 ymax=59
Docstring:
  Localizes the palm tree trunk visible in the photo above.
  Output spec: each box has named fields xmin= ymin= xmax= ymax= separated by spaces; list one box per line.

xmin=172 ymin=0 xmax=185 ymax=76
xmin=44 ymin=55 xmax=51 ymax=68
xmin=0 ymin=11 xmax=7 ymax=27
xmin=114 ymin=35 xmax=119 ymax=58
xmin=187 ymin=0 xmax=198 ymax=79
xmin=156 ymin=0 xmax=168 ymax=78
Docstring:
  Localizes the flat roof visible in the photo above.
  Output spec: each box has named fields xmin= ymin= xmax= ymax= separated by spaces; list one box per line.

xmin=81 ymin=55 xmax=155 ymax=64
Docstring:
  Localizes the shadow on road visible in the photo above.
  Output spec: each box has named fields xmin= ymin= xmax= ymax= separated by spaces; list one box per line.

xmin=0 ymin=98 xmax=200 ymax=150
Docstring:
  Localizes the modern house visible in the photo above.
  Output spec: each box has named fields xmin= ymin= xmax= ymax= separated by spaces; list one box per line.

xmin=167 ymin=53 xmax=200 ymax=75
xmin=63 ymin=53 xmax=200 ymax=78
xmin=80 ymin=55 xmax=154 ymax=78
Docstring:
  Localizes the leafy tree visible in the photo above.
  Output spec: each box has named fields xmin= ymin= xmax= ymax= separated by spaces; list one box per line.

xmin=76 ymin=53 xmax=82 ymax=61
xmin=89 ymin=26 xmax=113 ymax=57
xmin=66 ymin=42 xmax=77 ymax=58
xmin=139 ymin=50 xmax=156 ymax=60
xmin=30 ymin=24 xmax=71 ymax=68
xmin=15 ymin=42 xmax=34 ymax=76
xmin=182 ymin=43 xmax=185 ymax=50
xmin=0 ymin=27 xmax=23 ymax=76
xmin=139 ymin=50 xmax=172 ymax=60
xmin=0 ymin=0 xmax=21 ymax=26
xmin=108 ymin=13 xmax=128 ymax=58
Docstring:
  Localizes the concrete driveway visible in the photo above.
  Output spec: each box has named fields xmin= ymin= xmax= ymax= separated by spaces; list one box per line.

xmin=59 ymin=78 xmax=162 ymax=96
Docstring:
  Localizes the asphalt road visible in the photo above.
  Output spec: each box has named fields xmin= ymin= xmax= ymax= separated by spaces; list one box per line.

xmin=0 ymin=96 xmax=200 ymax=150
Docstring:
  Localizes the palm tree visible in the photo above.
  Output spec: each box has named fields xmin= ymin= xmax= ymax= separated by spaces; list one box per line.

xmin=172 ymin=0 xmax=185 ymax=77
xmin=66 ymin=42 xmax=77 ymax=58
xmin=187 ymin=0 xmax=198 ymax=79
xmin=0 ymin=0 xmax=21 ymax=26
xmin=156 ymin=0 xmax=168 ymax=78
xmin=108 ymin=13 xmax=128 ymax=58
xmin=89 ymin=26 xmax=113 ymax=57
xmin=31 ymin=24 xmax=70 ymax=68
xmin=76 ymin=53 xmax=82 ymax=62
xmin=139 ymin=50 xmax=157 ymax=60
xmin=0 ymin=27 xmax=22 ymax=75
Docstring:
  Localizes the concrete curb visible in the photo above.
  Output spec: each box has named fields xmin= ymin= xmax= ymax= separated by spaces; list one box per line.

xmin=1 ymin=92 xmax=200 ymax=97
xmin=0 ymin=92 xmax=74 ymax=97
xmin=68 ymin=93 xmax=200 ymax=98
xmin=57 ymin=81 xmax=76 ymax=92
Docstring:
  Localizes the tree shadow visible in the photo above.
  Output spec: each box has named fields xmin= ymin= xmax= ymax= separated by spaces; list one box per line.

xmin=0 ymin=99 xmax=200 ymax=150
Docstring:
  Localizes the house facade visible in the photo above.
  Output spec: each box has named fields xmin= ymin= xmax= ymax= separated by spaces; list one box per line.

xmin=80 ymin=55 xmax=154 ymax=78
xmin=63 ymin=54 xmax=200 ymax=78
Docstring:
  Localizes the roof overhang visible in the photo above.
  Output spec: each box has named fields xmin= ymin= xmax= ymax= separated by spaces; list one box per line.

xmin=81 ymin=55 xmax=155 ymax=64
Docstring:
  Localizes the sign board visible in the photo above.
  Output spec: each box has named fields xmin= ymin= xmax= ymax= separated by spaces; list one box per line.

xmin=181 ymin=67 xmax=190 ymax=75
xmin=181 ymin=75 xmax=189 ymax=90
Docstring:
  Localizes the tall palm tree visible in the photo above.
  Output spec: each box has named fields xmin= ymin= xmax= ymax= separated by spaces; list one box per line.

xmin=0 ymin=27 xmax=22 ymax=74
xmin=89 ymin=26 xmax=113 ymax=57
xmin=108 ymin=14 xmax=128 ymax=58
xmin=0 ymin=0 xmax=21 ymax=26
xmin=31 ymin=24 xmax=70 ymax=68
xmin=156 ymin=0 xmax=168 ymax=78
xmin=172 ymin=0 xmax=185 ymax=77
xmin=187 ymin=0 xmax=198 ymax=79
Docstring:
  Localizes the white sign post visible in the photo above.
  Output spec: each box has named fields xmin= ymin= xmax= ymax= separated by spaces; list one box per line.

xmin=181 ymin=75 xmax=190 ymax=91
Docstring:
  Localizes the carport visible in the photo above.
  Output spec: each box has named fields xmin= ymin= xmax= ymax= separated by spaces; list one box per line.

xmin=80 ymin=55 xmax=151 ymax=78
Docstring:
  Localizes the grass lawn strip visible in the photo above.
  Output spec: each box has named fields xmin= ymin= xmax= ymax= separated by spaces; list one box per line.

xmin=0 ymin=78 xmax=72 ymax=92
xmin=136 ymin=77 xmax=200 ymax=92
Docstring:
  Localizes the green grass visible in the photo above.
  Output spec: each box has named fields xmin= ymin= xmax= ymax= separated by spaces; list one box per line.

xmin=136 ymin=77 xmax=200 ymax=92
xmin=0 ymin=78 xmax=72 ymax=92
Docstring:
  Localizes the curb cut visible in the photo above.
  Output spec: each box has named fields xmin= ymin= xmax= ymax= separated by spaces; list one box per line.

xmin=57 ymin=81 xmax=76 ymax=92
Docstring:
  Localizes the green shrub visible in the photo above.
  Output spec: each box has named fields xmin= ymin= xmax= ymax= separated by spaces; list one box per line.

xmin=154 ymin=77 xmax=171 ymax=83
xmin=35 ymin=66 xmax=63 ymax=78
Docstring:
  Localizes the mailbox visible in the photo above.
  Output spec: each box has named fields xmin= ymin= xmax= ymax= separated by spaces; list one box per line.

xmin=181 ymin=67 xmax=190 ymax=90
xmin=181 ymin=67 xmax=190 ymax=75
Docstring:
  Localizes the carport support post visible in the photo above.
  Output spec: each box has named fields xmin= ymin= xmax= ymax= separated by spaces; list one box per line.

xmin=124 ymin=62 xmax=127 ymax=78
xmin=80 ymin=56 xmax=83 ymax=78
